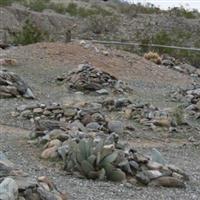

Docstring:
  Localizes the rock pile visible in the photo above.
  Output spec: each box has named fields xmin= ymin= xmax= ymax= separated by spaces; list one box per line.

xmin=144 ymin=52 xmax=200 ymax=77
xmin=15 ymin=102 xmax=107 ymax=127
xmin=103 ymin=98 xmax=184 ymax=129
xmin=0 ymin=70 xmax=34 ymax=98
xmin=13 ymin=96 xmax=189 ymax=188
xmin=0 ymin=151 xmax=67 ymax=200
xmin=167 ymin=63 xmax=200 ymax=77
xmin=15 ymin=97 xmax=186 ymax=135
xmin=184 ymin=87 xmax=200 ymax=119
xmin=28 ymin=126 xmax=189 ymax=188
xmin=56 ymin=64 xmax=132 ymax=94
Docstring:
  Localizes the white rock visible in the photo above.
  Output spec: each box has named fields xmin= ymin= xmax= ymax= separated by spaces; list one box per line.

xmin=0 ymin=178 xmax=18 ymax=200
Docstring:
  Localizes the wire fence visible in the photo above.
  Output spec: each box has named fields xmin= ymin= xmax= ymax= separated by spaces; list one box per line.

xmin=84 ymin=39 xmax=200 ymax=52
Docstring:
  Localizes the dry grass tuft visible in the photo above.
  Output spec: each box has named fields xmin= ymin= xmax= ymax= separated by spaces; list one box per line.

xmin=144 ymin=51 xmax=162 ymax=65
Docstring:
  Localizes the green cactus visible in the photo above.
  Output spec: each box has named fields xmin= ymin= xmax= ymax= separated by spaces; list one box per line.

xmin=64 ymin=138 xmax=127 ymax=182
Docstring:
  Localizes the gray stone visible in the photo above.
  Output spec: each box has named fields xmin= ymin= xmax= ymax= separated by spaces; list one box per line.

xmin=16 ymin=105 xmax=27 ymax=112
xmin=147 ymin=161 xmax=163 ymax=170
xmin=129 ymin=160 xmax=139 ymax=171
xmin=108 ymin=121 xmax=124 ymax=134
xmin=0 ymin=160 xmax=14 ymax=177
xmin=43 ymin=110 xmax=52 ymax=116
xmin=0 ymin=177 xmax=18 ymax=200
xmin=58 ymin=145 xmax=69 ymax=161
xmin=136 ymin=171 xmax=150 ymax=185
xmin=0 ymin=152 xmax=8 ymax=161
xmin=33 ymin=108 xmax=43 ymax=114
xmin=48 ymin=129 xmax=68 ymax=142
xmin=86 ymin=122 xmax=101 ymax=131
xmin=151 ymin=148 xmax=167 ymax=165
xmin=96 ymin=89 xmax=109 ymax=95
xmin=23 ymin=88 xmax=34 ymax=99
xmin=114 ymin=98 xmax=131 ymax=109
xmin=68 ymin=120 xmax=87 ymax=132
xmin=13 ymin=176 xmax=37 ymax=191
xmin=167 ymin=164 xmax=189 ymax=181
xmin=20 ymin=110 xmax=32 ymax=118
xmin=162 ymin=59 xmax=174 ymax=66
xmin=62 ymin=106 xmax=76 ymax=118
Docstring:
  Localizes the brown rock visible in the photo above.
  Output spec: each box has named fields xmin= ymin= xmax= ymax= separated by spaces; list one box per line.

xmin=148 ymin=176 xmax=185 ymax=188
xmin=46 ymin=139 xmax=62 ymax=148
xmin=153 ymin=119 xmax=171 ymax=127
xmin=41 ymin=146 xmax=58 ymax=159
xmin=33 ymin=108 xmax=43 ymax=114
xmin=38 ymin=176 xmax=54 ymax=190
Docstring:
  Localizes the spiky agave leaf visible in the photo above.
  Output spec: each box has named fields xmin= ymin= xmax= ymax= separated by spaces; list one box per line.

xmin=94 ymin=139 xmax=104 ymax=154
xmin=79 ymin=140 xmax=91 ymax=160
xmin=98 ymin=168 xmax=106 ymax=181
xmin=100 ymin=147 xmax=114 ymax=161
xmin=104 ymin=163 xmax=115 ymax=176
xmin=81 ymin=160 xmax=94 ymax=177
xmin=66 ymin=160 xmax=74 ymax=172
xmin=108 ymin=169 xmax=126 ymax=182
xmin=87 ymin=155 xmax=96 ymax=166
xmin=100 ymin=151 xmax=118 ymax=167
xmin=103 ymin=163 xmax=126 ymax=182
xmin=96 ymin=151 xmax=101 ymax=166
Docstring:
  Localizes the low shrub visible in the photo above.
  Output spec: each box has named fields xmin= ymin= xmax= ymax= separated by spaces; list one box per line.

xmin=87 ymin=15 xmax=119 ymax=34
xmin=0 ymin=0 xmax=14 ymax=6
xmin=144 ymin=51 xmax=161 ymax=64
xmin=22 ymin=0 xmax=50 ymax=12
xmin=169 ymin=6 xmax=200 ymax=19
xmin=13 ymin=19 xmax=48 ymax=45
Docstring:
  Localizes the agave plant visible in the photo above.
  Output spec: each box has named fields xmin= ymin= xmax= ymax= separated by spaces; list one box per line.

xmin=64 ymin=139 xmax=126 ymax=182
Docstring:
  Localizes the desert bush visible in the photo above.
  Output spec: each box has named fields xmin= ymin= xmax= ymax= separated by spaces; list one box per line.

xmin=22 ymin=0 xmax=50 ymax=12
xmin=169 ymin=6 xmax=200 ymax=19
xmin=65 ymin=2 xmax=78 ymax=16
xmin=48 ymin=2 xmax=67 ymax=14
xmin=0 ymin=0 xmax=14 ymax=6
xmin=64 ymin=3 xmax=112 ymax=18
xmin=144 ymin=51 xmax=161 ymax=64
xmin=87 ymin=15 xmax=119 ymax=34
xmin=13 ymin=19 xmax=48 ymax=45
xmin=116 ymin=1 xmax=161 ymax=17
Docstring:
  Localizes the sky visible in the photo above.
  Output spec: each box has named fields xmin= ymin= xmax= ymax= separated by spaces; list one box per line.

xmin=125 ymin=0 xmax=200 ymax=10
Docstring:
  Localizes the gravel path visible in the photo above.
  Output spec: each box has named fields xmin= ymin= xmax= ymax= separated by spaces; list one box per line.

xmin=0 ymin=42 xmax=200 ymax=199
xmin=0 ymin=125 xmax=199 ymax=200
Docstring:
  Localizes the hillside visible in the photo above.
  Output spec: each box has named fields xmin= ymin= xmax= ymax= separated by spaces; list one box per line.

xmin=1 ymin=0 xmax=200 ymax=66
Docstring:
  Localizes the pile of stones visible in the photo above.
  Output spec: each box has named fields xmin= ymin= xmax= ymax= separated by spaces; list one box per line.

xmin=56 ymin=64 xmax=132 ymax=94
xmin=13 ymin=97 xmax=190 ymax=188
xmin=0 ymin=151 xmax=67 ymax=200
xmin=184 ymin=87 xmax=200 ymax=119
xmin=28 ymin=123 xmax=189 ymax=188
xmin=0 ymin=70 xmax=34 ymax=98
xmin=148 ymin=53 xmax=200 ymax=77
xmin=102 ymin=97 xmax=184 ymax=130
xmin=15 ymin=102 xmax=108 ymax=128
xmin=14 ymin=97 xmax=186 ymax=135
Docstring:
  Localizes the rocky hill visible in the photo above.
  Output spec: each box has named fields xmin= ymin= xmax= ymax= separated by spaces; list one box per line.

xmin=1 ymin=0 xmax=200 ymax=66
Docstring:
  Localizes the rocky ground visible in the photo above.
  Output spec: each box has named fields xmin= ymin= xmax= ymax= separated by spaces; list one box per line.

xmin=0 ymin=41 xmax=200 ymax=199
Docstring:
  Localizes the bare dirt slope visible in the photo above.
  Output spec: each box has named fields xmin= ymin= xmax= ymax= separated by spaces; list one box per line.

xmin=0 ymin=41 xmax=199 ymax=199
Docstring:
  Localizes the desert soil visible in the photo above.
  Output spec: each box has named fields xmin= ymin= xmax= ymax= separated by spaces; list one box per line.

xmin=0 ymin=41 xmax=200 ymax=199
